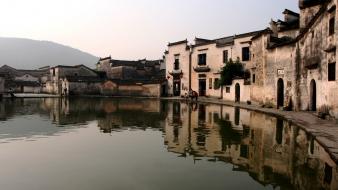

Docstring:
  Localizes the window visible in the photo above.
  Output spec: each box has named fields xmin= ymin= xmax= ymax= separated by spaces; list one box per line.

xmin=223 ymin=50 xmax=228 ymax=63
xmin=174 ymin=58 xmax=180 ymax=70
xmin=52 ymin=69 xmax=55 ymax=76
xmin=198 ymin=54 xmax=207 ymax=65
xmin=252 ymin=74 xmax=256 ymax=83
xmin=214 ymin=78 xmax=220 ymax=89
xmin=328 ymin=62 xmax=336 ymax=81
xmin=242 ymin=47 xmax=250 ymax=61
xmin=209 ymin=78 xmax=213 ymax=89
xmin=226 ymin=87 xmax=230 ymax=93
xmin=329 ymin=17 xmax=335 ymax=36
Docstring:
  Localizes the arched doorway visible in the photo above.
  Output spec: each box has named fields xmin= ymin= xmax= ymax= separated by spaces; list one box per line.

xmin=235 ymin=83 xmax=240 ymax=102
xmin=310 ymin=79 xmax=317 ymax=111
xmin=277 ymin=78 xmax=284 ymax=109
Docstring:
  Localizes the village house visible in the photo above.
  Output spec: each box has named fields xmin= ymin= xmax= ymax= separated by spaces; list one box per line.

xmin=191 ymin=32 xmax=260 ymax=100
xmin=46 ymin=65 xmax=105 ymax=95
xmin=165 ymin=40 xmax=191 ymax=97
xmin=0 ymin=65 xmax=49 ymax=93
xmin=97 ymin=56 xmax=167 ymax=97
xmin=250 ymin=0 xmax=338 ymax=117
xmin=165 ymin=0 xmax=338 ymax=118
xmin=165 ymin=31 xmax=261 ymax=99
xmin=97 ymin=56 xmax=164 ymax=80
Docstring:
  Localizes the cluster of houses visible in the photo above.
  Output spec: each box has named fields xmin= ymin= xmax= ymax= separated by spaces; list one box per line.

xmin=165 ymin=0 xmax=338 ymax=118
xmin=0 ymin=0 xmax=337 ymax=118
xmin=0 ymin=57 xmax=166 ymax=98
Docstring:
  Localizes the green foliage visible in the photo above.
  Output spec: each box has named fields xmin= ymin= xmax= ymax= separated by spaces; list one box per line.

xmin=214 ymin=79 xmax=221 ymax=90
xmin=220 ymin=59 xmax=246 ymax=85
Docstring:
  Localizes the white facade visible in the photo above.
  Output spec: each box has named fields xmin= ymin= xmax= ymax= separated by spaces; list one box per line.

xmin=165 ymin=40 xmax=191 ymax=97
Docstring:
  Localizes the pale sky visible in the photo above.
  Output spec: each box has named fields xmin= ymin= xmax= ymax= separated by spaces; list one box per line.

xmin=0 ymin=0 xmax=298 ymax=60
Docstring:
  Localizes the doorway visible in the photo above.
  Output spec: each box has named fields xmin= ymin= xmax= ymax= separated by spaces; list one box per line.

xmin=310 ymin=79 xmax=317 ymax=111
xmin=235 ymin=83 xmax=240 ymax=102
xmin=199 ymin=79 xmax=206 ymax=96
xmin=277 ymin=78 xmax=284 ymax=109
xmin=173 ymin=81 xmax=181 ymax=96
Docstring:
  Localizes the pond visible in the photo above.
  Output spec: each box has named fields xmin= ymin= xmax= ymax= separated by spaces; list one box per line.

xmin=0 ymin=98 xmax=336 ymax=190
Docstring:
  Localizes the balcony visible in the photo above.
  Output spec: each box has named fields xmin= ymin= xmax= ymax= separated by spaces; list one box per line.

xmin=193 ymin=65 xmax=211 ymax=73
xmin=168 ymin=70 xmax=183 ymax=78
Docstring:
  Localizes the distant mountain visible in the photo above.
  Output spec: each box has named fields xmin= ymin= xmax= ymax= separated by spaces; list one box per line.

xmin=0 ymin=37 xmax=99 ymax=70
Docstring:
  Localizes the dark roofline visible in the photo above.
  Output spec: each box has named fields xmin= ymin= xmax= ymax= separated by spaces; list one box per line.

xmin=52 ymin=64 xmax=92 ymax=69
xmin=168 ymin=39 xmax=188 ymax=47
xmin=233 ymin=30 xmax=263 ymax=39
xmin=191 ymin=40 xmax=216 ymax=48
xmin=52 ymin=64 xmax=97 ymax=73
xmin=251 ymin=28 xmax=273 ymax=41
xmin=192 ymin=30 xmax=264 ymax=48
xmin=99 ymin=56 xmax=111 ymax=61
xmin=283 ymin=9 xmax=300 ymax=17
xmin=299 ymin=0 xmax=328 ymax=9
xmin=195 ymin=37 xmax=213 ymax=42
xmin=0 ymin=65 xmax=49 ymax=73
xmin=269 ymin=2 xmax=329 ymax=49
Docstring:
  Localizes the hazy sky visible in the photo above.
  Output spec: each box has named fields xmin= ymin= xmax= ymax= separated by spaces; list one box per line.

xmin=0 ymin=0 xmax=298 ymax=60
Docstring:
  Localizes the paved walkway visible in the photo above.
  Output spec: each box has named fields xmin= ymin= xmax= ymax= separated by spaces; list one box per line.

xmin=163 ymin=96 xmax=338 ymax=163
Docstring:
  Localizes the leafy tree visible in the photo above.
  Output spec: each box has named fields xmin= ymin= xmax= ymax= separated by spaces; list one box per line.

xmin=219 ymin=59 xmax=246 ymax=85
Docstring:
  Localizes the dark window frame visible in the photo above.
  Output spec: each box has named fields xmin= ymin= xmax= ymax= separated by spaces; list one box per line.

xmin=242 ymin=47 xmax=250 ymax=61
xmin=328 ymin=62 xmax=336 ymax=81
xmin=223 ymin=50 xmax=228 ymax=63
xmin=214 ymin=78 xmax=220 ymax=90
xmin=226 ymin=87 xmax=230 ymax=93
xmin=174 ymin=58 xmax=180 ymax=70
xmin=198 ymin=54 xmax=207 ymax=66
xmin=329 ymin=16 xmax=335 ymax=36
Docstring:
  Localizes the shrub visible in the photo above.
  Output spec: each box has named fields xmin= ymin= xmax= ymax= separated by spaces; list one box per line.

xmin=220 ymin=59 xmax=247 ymax=86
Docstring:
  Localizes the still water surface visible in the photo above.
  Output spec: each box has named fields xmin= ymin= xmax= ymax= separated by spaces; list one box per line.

xmin=0 ymin=98 xmax=337 ymax=190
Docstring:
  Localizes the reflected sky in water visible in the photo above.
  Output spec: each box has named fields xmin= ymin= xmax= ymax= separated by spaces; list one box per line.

xmin=0 ymin=98 xmax=336 ymax=190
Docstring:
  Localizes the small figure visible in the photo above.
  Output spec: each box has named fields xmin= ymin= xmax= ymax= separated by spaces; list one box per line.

xmin=188 ymin=89 xmax=198 ymax=101
xmin=64 ymin=88 xmax=68 ymax=96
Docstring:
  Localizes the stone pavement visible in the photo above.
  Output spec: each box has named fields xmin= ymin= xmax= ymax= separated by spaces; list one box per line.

xmin=162 ymin=96 xmax=338 ymax=163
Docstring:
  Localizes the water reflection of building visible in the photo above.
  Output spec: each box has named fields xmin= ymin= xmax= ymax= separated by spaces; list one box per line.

xmin=164 ymin=101 xmax=338 ymax=189
xmin=41 ymin=98 xmax=166 ymax=132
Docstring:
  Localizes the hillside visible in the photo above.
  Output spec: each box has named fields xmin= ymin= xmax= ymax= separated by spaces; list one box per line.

xmin=0 ymin=37 xmax=98 ymax=69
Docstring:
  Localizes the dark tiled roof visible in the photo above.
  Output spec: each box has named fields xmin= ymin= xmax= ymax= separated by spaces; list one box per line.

xmin=216 ymin=36 xmax=235 ymax=47
xmin=0 ymin=65 xmax=49 ymax=78
xmin=299 ymin=0 xmax=327 ymax=9
xmin=192 ymin=30 xmax=263 ymax=48
xmin=168 ymin=40 xmax=188 ymax=47
xmin=277 ymin=19 xmax=300 ymax=32
xmin=233 ymin=30 xmax=263 ymax=39
xmin=270 ymin=2 xmax=329 ymax=48
xmin=283 ymin=9 xmax=300 ymax=17
xmin=110 ymin=59 xmax=161 ymax=68
xmin=251 ymin=28 xmax=273 ymax=41
xmin=99 ymin=56 xmax=111 ymax=61
xmin=195 ymin=37 xmax=214 ymax=45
